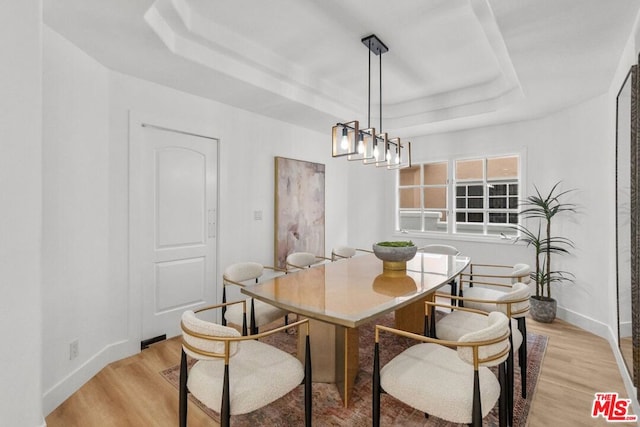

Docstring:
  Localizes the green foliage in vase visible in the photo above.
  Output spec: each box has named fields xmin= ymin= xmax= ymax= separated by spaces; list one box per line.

xmin=375 ymin=241 xmax=415 ymax=247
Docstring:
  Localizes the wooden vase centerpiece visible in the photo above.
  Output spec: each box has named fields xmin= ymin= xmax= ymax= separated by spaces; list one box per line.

xmin=372 ymin=241 xmax=417 ymax=271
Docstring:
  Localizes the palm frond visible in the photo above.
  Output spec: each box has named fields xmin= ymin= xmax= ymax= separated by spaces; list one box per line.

xmin=514 ymin=181 xmax=577 ymax=298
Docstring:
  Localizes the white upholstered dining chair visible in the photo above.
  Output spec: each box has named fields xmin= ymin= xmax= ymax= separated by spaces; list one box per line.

xmin=222 ymin=261 xmax=288 ymax=335
xmin=458 ymin=268 xmax=531 ymax=407
xmin=419 ymin=244 xmax=461 ymax=307
xmin=433 ymin=282 xmax=530 ymax=425
xmin=330 ymin=245 xmax=372 ymax=261
xmin=285 ymin=252 xmax=330 ymax=271
xmin=179 ymin=301 xmax=312 ymax=427
xmin=373 ymin=309 xmax=511 ymax=426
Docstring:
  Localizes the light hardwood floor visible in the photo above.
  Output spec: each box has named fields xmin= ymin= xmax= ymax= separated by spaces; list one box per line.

xmin=526 ymin=319 xmax=637 ymax=426
xmin=46 ymin=317 xmax=637 ymax=426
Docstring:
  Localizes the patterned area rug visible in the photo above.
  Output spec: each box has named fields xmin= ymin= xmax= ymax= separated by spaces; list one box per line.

xmin=161 ymin=314 xmax=547 ymax=426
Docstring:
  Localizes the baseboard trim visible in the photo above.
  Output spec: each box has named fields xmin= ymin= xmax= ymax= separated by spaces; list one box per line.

xmin=604 ymin=324 xmax=640 ymax=417
xmin=42 ymin=339 xmax=137 ymax=416
xmin=556 ymin=305 xmax=610 ymax=338
xmin=557 ymin=305 xmax=639 ymax=415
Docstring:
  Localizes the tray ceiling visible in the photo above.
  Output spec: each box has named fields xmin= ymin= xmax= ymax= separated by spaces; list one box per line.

xmin=44 ymin=0 xmax=640 ymax=137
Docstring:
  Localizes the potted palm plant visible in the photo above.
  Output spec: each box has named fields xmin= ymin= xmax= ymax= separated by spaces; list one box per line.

xmin=514 ymin=182 xmax=576 ymax=323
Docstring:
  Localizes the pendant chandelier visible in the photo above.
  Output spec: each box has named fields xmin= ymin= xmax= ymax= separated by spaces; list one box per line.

xmin=332 ymin=34 xmax=411 ymax=169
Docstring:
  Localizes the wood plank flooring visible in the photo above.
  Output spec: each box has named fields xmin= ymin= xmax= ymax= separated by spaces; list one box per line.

xmin=46 ymin=317 xmax=637 ymax=426
xmin=526 ymin=318 xmax=637 ymax=426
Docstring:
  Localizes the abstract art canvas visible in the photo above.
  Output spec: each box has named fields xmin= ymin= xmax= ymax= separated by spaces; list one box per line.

xmin=274 ymin=157 xmax=325 ymax=269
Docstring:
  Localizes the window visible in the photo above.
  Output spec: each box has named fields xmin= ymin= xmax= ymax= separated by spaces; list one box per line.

xmin=398 ymin=162 xmax=448 ymax=232
xmin=397 ymin=155 xmax=520 ymax=237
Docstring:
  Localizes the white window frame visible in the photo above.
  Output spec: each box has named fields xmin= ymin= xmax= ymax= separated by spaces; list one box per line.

xmin=396 ymin=153 xmax=523 ymax=241
xmin=396 ymin=161 xmax=449 ymax=234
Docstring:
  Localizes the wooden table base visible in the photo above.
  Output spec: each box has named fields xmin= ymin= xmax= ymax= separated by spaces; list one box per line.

xmin=394 ymin=293 xmax=433 ymax=335
xmin=295 ymin=293 xmax=436 ymax=406
xmin=297 ymin=319 xmax=359 ymax=407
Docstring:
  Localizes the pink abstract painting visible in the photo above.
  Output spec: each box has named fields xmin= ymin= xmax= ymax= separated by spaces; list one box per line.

xmin=274 ymin=157 xmax=325 ymax=269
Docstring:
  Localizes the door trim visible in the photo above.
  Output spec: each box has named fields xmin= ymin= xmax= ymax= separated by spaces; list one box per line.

xmin=141 ymin=122 xmax=218 ymax=141
xmin=128 ymin=110 xmax=220 ymax=352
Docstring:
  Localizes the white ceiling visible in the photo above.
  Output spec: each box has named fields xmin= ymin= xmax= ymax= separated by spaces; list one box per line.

xmin=44 ymin=0 xmax=640 ymax=138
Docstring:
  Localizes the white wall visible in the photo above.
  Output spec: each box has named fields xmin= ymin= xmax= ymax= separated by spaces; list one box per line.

xmin=346 ymin=158 xmax=393 ymax=249
xmin=0 ymin=2 xmax=45 ymax=427
xmin=41 ymin=27 xmax=116 ymax=413
xmin=382 ymin=96 xmax=611 ymax=331
xmin=41 ymin=27 xmax=349 ymax=414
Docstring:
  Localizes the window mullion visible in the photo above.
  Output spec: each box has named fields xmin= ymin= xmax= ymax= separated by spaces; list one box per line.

xmin=483 ymin=158 xmax=488 ymax=235
xmin=420 ymin=164 xmax=425 ymax=232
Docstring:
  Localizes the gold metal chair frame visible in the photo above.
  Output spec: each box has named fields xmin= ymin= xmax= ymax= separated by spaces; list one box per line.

xmin=459 ymin=263 xmax=530 ymax=290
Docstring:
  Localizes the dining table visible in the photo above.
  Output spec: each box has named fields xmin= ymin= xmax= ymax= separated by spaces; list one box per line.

xmin=241 ymin=251 xmax=470 ymax=407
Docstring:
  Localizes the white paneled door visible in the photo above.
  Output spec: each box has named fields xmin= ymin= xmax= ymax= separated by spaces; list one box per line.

xmin=131 ymin=119 xmax=218 ymax=345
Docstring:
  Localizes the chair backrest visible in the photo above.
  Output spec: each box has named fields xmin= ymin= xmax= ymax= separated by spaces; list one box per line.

xmin=510 ymin=263 xmax=531 ymax=284
xmin=419 ymin=244 xmax=460 ymax=255
xmin=332 ymin=246 xmax=357 ymax=260
xmin=286 ymin=252 xmax=319 ymax=269
xmin=497 ymin=282 xmax=530 ymax=318
xmin=457 ymin=311 xmax=510 ymax=368
xmin=223 ymin=262 xmax=264 ymax=283
xmin=181 ymin=310 xmax=241 ymax=360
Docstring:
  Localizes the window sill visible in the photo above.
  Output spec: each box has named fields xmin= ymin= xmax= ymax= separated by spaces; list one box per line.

xmin=392 ymin=230 xmax=527 ymax=246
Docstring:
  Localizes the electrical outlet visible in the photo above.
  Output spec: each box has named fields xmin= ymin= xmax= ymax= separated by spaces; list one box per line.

xmin=254 ymin=210 xmax=263 ymax=220
xmin=70 ymin=339 xmax=79 ymax=360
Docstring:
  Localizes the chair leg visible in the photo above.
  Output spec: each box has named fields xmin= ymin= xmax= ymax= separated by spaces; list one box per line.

xmin=507 ymin=340 xmax=514 ymax=427
xmin=373 ymin=342 xmax=381 ymax=427
xmin=449 ymin=279 xmax=457 ymax=310
xmin=221 ymin=364 xmax=230 ymax=427
xmin=221 ymin=287 xmax=227 ymax=326
xmin=304 ymin=335 xmax=312 ymax=427
xmin=423 ymin=304 xmax=436 ymax=337
xmin=518 ymin=317 xmax=528 ymax=398
xmin=241 ymin=312 xmax=247 ymax=336
xmin=424 ymin=314 xmax=429 ymax=337
xmin=498 ymin=361 xmax=508 ymax=427
xmin=472 ymin=369 xmax=482 ymax=427
xmin=179 ymin=349 xmax=188 ymax=427
xmin=429 ymin=305 xmax=437 ymax=338
xmin=250 ymin=299 xmax=258 ymax=336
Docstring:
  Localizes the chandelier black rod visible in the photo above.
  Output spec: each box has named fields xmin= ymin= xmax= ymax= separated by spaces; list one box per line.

xmin=379 ymin=52 xmax=382 ymax=133
xmin=368 ymin=39 xmax=372 ymax=129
